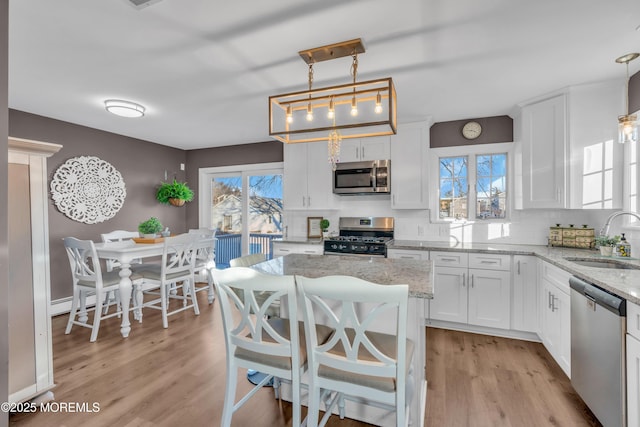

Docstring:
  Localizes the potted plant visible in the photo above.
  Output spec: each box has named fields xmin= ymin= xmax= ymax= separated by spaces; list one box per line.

xmin=595 ymin=234 xmax=620 ymax=257
xmin=156 ymin=179 xmax=194 ymax=207
xmin=320 ymin=219 xmax=330 ymax=239
xmin=138 ymin=217 xmax=163 ymax=238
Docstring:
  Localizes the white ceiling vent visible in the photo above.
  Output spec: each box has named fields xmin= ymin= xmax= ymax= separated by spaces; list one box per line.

xmin=125 ymin=0 xmax=164 ymax=10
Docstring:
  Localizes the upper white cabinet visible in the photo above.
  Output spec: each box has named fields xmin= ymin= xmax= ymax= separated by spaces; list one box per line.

xmin=516 ymin=80 xmax=624 ymax=210
xmin=339 ymin=136 xmax=390 ymax=162
xmin=518 ymin=93 xmax=568 ymax=209
xmin=283 ymin=142 xmax=335 ymax=210
xmin=390 ymin=121 xmax=429 ymax=209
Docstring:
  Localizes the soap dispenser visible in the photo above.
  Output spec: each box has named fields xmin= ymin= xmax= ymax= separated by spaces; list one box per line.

xmin=616 ymin=233 xmax=631 ymax=257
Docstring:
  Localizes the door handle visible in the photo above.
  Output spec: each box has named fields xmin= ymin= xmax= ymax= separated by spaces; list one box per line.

xmin=548 ymin=291 xmax=552 ymax=309
xmin=471 ymin=274 xmax=474 ymax=288
xmin=462 ymin=272 xmax=466 ymax=287
xmin=517 ymin=260 xmax=521 ymax=275
xmin=362 ymin=147 xmax=365 ymax=158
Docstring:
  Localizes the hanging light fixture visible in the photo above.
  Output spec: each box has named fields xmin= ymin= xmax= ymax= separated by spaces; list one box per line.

xmin=616 ymin=52 xmax=639 ymax=144
xmin=269 ymin=38 xmax=397 ymax=168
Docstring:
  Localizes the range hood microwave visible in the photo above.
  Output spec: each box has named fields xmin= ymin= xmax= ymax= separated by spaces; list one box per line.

xmin=333 ymin=160 xmax=390 ymax=195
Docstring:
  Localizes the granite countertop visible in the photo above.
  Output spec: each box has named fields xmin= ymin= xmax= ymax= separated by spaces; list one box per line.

xmin=252 ymin=253 xmax=434 ymax=299
xmin=389 ymin=240 xmax=640 ymax=304
xmin=273 ymin=237 xmax=324 ymax=245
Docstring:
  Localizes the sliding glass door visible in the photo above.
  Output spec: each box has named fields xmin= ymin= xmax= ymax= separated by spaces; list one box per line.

xmin=200 ymin=163 xmax=283 ymax=268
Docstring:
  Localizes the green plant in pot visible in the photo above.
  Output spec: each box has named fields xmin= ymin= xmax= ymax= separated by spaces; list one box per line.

xmin=156 ymin=179 xmax=194 ymax=207
xmin=595 ymin=234 xmax=620 ymax=256
xmin=138 ymin=217 xmax=163 ymax=238
xmin=320 ymin=219 xmax=330 ymax=238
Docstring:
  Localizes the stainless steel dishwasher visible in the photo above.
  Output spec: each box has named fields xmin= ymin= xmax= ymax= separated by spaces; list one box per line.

xmin=570 ymin=276 xmax=626 ymax=427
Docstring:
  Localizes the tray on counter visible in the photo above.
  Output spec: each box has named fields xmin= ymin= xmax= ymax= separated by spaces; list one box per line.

xmin=132 ymin=236 xmax=165 ymax=244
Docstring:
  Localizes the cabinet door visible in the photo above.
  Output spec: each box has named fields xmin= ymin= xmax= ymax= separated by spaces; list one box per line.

xmin=520 ymin=94 xmax=567 ymax=209
xmin=512 ymin=255 xmax=538 ymax=333
xmin=360 ymin=136 xmax=390 ymax=160
xmin=283 ymin=143 xmax=309 ymax=209
xmin=627 ymin=334 xmax=640 ymax=427
xmin=305 ymin=142 xmax=334 ymax=209
xmin=430 ymin=266 xmax=467 ymax=323
xmin=391 ymin=122 xmax=428 ymax=209
xmin=339 ymin=139 xmax=362 ymax=162
xmin=541 ymin=278 xmax=560 ymax=357
xmin=556 ymin=288 xmax=571 ymax=376
xmin=468 ymin=269 xmax=511 ymax=329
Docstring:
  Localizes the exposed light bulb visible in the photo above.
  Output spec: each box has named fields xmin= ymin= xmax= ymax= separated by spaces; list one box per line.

xmin=374 ymin=92 xmax=383 ymax=114
xmin=306 ymin=103 xmax=313 ymax=121
xmin=350 ymin=97 xmax=358 ymax=116
xmin=619 ymin=115 xmax=638 ymax=144
xmin=327 ymin=97 xmax=335 ymax=119
xmin=286 ymin=105 xmax=293 ymax=124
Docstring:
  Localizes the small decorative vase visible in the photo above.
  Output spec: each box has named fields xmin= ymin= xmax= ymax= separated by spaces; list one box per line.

xmin=599 ymin=246 xmax=614 ymax=257
xmin=322 ymin=231 xmax=329 ymax=239
xmin=142 ymin=233 xmax=157 ymax=239
xmin=169 ymin=198 xmax=186 ymax=207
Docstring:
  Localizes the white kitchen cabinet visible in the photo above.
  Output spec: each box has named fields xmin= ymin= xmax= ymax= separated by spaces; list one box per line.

xmin=8 ymin=138 xmax=61 ymax=404
xmin=511 ymin=255 xmax=538 ymax=333
xmin=283 ymin=142 xmax=334 ymax=209
xmin=429 ymin=252 xmax=511 ymax=330
xmin=272 ymin=241 xmax=323 ymax=257
xmin=539 ymin=260 xmax=571 ymax=377
xmin=519 ymin=93 xmax=567 ymax=209
xmin=390 ymin=121 xmax=429 ymax=209
xmin=387 ymin=248 xmax=429 ymax=260
xmin=338 ymin=136 xmax=390 ymax=162
xmin=627 ymin=301 xmax=640 ymax=426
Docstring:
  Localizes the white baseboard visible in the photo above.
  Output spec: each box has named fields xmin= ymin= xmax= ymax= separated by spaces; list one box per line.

xmin=50 ymin=295 xmax=97 ymax=316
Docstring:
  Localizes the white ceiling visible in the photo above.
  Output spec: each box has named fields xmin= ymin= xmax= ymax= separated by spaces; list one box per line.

xmin=8 ymin=0 xmax=640 ymax=150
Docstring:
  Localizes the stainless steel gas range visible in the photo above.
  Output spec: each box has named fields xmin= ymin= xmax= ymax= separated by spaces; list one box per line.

xmin=323 ymin=217 xmax=394 ymax=257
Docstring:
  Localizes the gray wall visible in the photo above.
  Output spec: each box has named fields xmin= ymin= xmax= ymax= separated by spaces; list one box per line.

xmin=430 ymin=115 xmax=514 ymax=148
xmin=0 ymin=0 xmax=8 ymax=425
xmin=631 ymin=69 xmax=640 ymax=114
xmin=9 ymin=110 xmax=188 ymax=301
xmin=184 ymin=141 xmax=283 ymax=230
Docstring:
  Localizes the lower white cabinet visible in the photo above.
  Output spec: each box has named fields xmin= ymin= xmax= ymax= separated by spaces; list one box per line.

xmin=430 ymin=252 xmax=511 ymax=330
xmin=511 ymin=255 xmax=538 ymax=333
xmin=272 ymin=241 xmax=323 ymax=257
xmin=539 ymin=261 xmax=571 ymax=377
xmin=387 ymin=248 xmax=429 ymax=260
xmin=627 ymin=301 xmax=640 ymax=426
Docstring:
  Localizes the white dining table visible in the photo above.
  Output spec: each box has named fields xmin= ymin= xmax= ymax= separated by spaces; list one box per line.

xmin=94 ymin=240 xmax=165 ymax=338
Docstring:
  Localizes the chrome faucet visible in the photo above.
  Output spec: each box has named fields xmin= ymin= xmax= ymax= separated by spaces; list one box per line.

xmin=599 ymin=211 xmax=640 ymax=236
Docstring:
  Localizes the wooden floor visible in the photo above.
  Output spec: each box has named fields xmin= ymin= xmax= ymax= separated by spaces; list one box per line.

xmin=10 ymin=290 xmax=600 ymax=427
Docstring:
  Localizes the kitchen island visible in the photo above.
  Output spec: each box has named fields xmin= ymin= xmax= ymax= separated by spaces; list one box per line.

xmin=252 ymin=254 xmax=433 ymax=427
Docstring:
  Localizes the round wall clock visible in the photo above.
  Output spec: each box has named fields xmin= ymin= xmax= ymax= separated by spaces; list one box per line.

xmin=50 ymin=156 xmax=126 ymax=224
xmin=462 ymin=121 xmax=482 ymax=140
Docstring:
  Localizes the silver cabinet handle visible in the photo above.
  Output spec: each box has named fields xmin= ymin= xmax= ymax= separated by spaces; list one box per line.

xmin=302 ymin=195 xmax=306 ymax=207
xmin=551 ymin=295 xmax=558 ymax=312
xmin=441 ymin=257 xmax=458 ymax=262
xmin=471 ymin=274 xmax=474 ymax=288
xmin=280 ymin=249 xmax=290 ymax=253
xmin=517 ymin=260 xmax=521 ymax=275
xmin=307 ymin=196 xmax=310 ymax=207
xmin=462 ymin=272 xmax=466 ymax=287
xmin=362 ymin=147 xmax=365 ymax=158
xmin=355 ymin=147 xmax=359 ymax=159
xmin=480 ymin=260 xmax=498 ymax=264
xmin=548 ymin=291 xmax=552 ymax=309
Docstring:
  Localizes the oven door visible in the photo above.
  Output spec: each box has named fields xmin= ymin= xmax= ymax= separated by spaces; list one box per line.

xmin=324 ymin=251 xmax=385 ymax=258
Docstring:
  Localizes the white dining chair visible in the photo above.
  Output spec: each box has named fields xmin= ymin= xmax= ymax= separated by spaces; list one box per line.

xmin=210 ymin=267 xmax=332 ymax=427
xmin=188 ymin=229 xmax=217 ymax=304
xmin=63 ymin=236 xmax=143 ymax=342
xmin=296 ymin=275 xmax=413 ymax=427
xmin=139 ymin=234 xmax=200 ymax=328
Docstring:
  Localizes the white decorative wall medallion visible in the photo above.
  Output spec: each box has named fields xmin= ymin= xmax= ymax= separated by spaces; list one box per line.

xmin=50 ymin=156 xmax=126 ymax=224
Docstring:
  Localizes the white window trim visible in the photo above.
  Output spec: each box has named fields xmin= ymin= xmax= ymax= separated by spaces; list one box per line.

xmin=429 ymin=142 xmax=513 ymax=224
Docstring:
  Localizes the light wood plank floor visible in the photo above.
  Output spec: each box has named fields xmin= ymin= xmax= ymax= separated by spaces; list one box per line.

xmin=10 ymin=291 xmax=600 ymax=426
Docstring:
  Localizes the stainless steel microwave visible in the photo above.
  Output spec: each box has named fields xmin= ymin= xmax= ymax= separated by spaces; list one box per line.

xmin=333 ymin=160 xmax=390 ymax=195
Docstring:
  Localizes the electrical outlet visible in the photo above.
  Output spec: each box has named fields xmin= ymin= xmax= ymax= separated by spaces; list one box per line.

xmin=180 ymin=163 xmax=185 ymax=171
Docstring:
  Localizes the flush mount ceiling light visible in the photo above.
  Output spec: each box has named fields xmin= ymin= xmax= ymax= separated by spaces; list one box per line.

xmin=616 ymin=52 xmax=639 ymax=144
xmin=104 ymin=99 xmax=146 ymax=118
xmin=269 ymin=39 xmax=397 ymax=169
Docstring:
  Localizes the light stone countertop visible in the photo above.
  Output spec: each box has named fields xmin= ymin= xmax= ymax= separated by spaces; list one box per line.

xmin=389 ymin=240 xmax=640 ymax=304
xmin=252 ymin=253 xmax=434 ymax=299
xmin=273 ymin=237 xmax=324 ymax=245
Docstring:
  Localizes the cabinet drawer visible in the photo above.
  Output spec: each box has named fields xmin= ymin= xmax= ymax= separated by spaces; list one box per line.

xmin=628 ymin=301 xmax=640 ymax=341
xmin=273 ymin=242 xmax=323 ymax=256
xmin=431 ymin=251 xmax=468 ymax=268
xmin=540 ymin=260 xmax=571 ymax=294
xmin=468 ymin=253 xmax=511 ymax=271
xmin=387 ymin=249 xmax=428 ymax=260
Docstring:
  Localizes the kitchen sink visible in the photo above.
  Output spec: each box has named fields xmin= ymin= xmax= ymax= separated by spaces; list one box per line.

xmin=563 ymin=257 xmax=640 ymax=270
